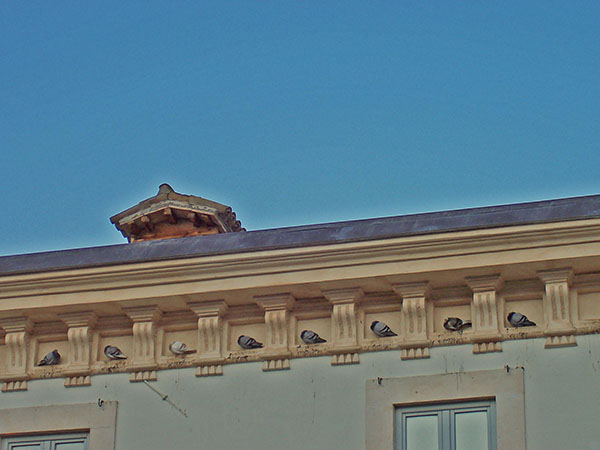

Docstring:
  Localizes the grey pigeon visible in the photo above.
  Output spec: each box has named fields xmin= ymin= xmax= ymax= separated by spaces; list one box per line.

xmin=169 ymin=341 xmax=196 ymax=355
xmin=104 ymin=345 xmax=127 ymax=360
xmin=238 ymin=335 xmax=263 ymax=349
xmin=370 ymin=321 xmax=397 ymax=337
xmin=300 ymin=330 xmax=327 ymax=344
xmin=443 ymin=317 xmax=472 ymax=332
xmin=38 ymin=349 xmax=61 ymax=366
xmin=507 ymin=312 xmax=536 ymax=327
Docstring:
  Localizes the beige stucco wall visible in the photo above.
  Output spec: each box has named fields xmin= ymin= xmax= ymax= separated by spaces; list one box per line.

xmin=0 ymin=334 xmax=598 ymax=450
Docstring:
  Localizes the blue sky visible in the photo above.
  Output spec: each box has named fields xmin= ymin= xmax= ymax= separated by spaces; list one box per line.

xmin=1 ymin=2 xmax=599 ymax=256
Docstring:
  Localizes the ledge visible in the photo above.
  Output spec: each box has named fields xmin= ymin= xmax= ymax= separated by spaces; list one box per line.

xmin=0 ymin=309 xmax=597 ymax=389
xmin=0 ymin=218 xmax=599 ymax=389
xmin=0 ymin=322 xmax=597 ymax=388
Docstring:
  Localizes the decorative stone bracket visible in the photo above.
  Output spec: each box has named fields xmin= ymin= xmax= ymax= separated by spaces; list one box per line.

xmin=188 ymin=300 xmax=228 ymax=376
xmin=324 ymin=288 xmax=362 ymax=365
xmin=59 ymin=312 xmax=97 ymax=387
xmin=466 ymin=275 xmax=503 ymax=354
xmin=123 ymin=306 xmax=162 ymax=382
xmin=0 ymin=317 xmax=32 ymax=392
xmin=255 ymin=294 xmax=295 ymax=371
xmin=393 ymin=282 xmax=431 ymax=360
xmin=539 ymin=269 xmax=577 ymax=348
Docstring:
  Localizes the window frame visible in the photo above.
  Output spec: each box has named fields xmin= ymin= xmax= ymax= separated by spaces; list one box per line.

xmin=365 ymin=368 xmax=525 ymax=450
xmin=2 ymin=431 xmax=89 ymax=450
xmin=395 ymin=399 xmax=497 ymax=450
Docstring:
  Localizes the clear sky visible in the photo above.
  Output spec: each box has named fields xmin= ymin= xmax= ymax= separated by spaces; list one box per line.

xmin=1 ymin=2 xmax=599 ymax=256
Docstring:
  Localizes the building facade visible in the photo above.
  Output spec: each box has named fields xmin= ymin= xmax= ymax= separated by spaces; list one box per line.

xmin=0 ymin=188 xmax=599 ymax=449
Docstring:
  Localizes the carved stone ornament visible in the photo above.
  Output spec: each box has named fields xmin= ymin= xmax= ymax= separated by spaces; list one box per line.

xmin=123 ymin=306 xmax=162 ymax=382
xmin=323 ymin=288 xmax=362 ymax=365
xmin=538 ymin=269 xmax=577 ymax=348
xmin=255 ymin=294 xmax=295 ymax=371
xmin=466 ymin=275 xmax=503 ymax=354
xmin=59 ymin=312 xmax=97 ymax=387
xmin=0 ymin=317 xmax=32 ymax=392
xmin=393 ymin=282 xmax=431 ymax=360
xmin=188 ymin=300 xmax=228 ymax=377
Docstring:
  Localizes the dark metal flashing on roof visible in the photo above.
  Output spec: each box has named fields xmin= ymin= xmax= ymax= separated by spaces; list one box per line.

xmin=2 ymin=194 xmax=600 ymax=276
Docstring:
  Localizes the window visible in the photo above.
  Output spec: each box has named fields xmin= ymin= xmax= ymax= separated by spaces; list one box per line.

xmin=365 ymin=368 xmax=525 ymax=450
xmin=395 ymin=400 xmax=496 ymax=450
xmin=0 ymin=402 xmax=116 ymax=450
xmin=2 ymin=433 xmax=89 ymax=450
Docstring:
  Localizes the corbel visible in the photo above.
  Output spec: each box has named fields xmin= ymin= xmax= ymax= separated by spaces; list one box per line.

xmin=0 ymin=317 xmax=32 ymax=392
xmin=538 ymin=269 xmax=577 ymax=348
xmin=123 ymin=306 xmax=162 ymax=382
xmin=187 ymin=300 xmax=228 ymax=376
xmin=58 ymin=311 xmax=97 ymax=387
xmin=393 ymin=282 xmax=431 ymax=360
xmin=323 ymin=288 xmax=362 ymax=365
xmin=255 ymin=294 xmax=295 ymax=371
xmin=466 ymin=275 xmax=503 ymax=354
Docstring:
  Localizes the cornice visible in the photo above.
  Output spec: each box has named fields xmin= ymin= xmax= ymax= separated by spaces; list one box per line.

xmin=0 ymin=268 xmax=597 ymax=389
xmin=2 ymin=220 xmax=600 ymax=313
xmin=0 ymin=219 xmax=598 ymax=389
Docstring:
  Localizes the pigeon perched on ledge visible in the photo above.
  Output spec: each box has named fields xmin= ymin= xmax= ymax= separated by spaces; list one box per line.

xmin=104 ymin=345 xmax=127 ymax=360
xmin=301 ymin=330 xmax=327 ymax=344
xmin=507 ymin=312 xmax=536 ymax=327
xmin=169 ymin=341 xmax=196 ymax=355
xmin=38 ymin=349 xmax=61 ymax=366
xmin=238 ymin=335 xmax=263 ymax=349
xmin=443 ymin=317 xmax=472 ymax=332
xmin=370 ymin=321 xmax=397 ymax=337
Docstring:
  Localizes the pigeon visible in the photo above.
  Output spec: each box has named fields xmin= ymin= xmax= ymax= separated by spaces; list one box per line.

xmin=104 ymin=345 xmax=127 ymax=360
xmin=169 ymin=341 xmax=196 ymax=355
xmin=370 ymin=321 xmax=397 ymax=337
xmin=443 ymin=317 xmax=472 ymax=332
xmin=300 ymin=330 xmax=327 ymax=344
xmin=507 ymin=312 xmax=536 ymax=327
xmin=237 ymin=335 xmax=263 ymax=349
xmin=37 ymin=349 xmax=61 ymax=366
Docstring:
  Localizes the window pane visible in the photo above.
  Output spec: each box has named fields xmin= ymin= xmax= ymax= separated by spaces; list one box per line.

xmin=406 ymin=414 xmax=439 ymax=450
xmin=52 ymin=442 xmax=87 ymax=450
xmin=455 ymin=411 xmax=488 ymax=450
